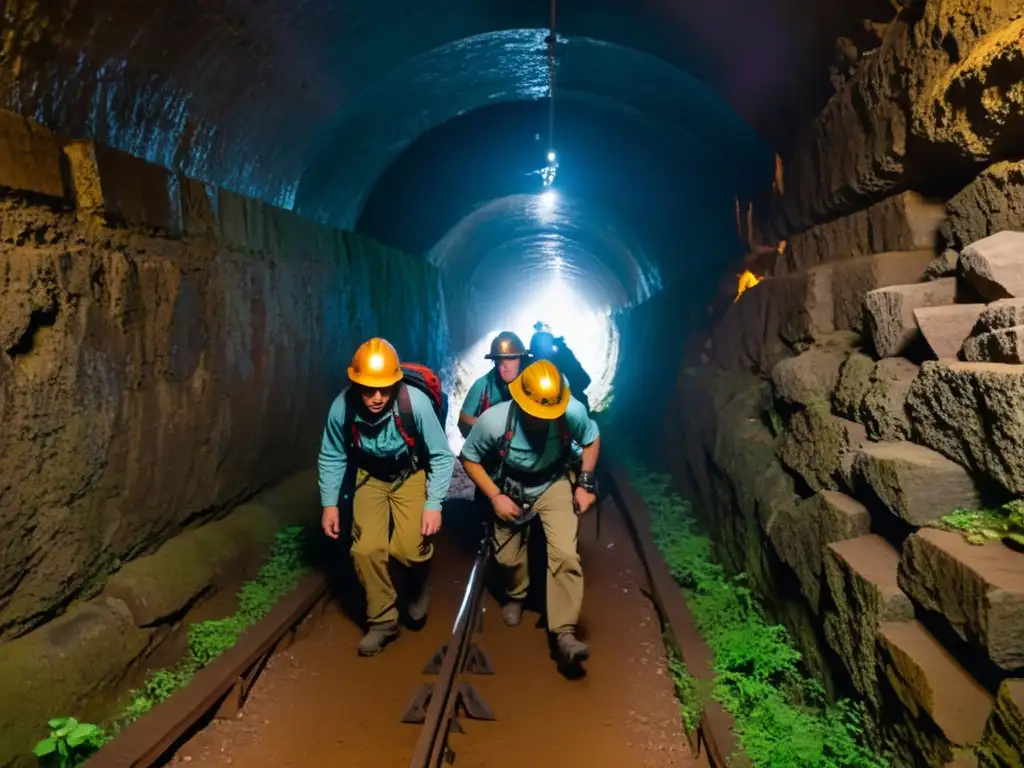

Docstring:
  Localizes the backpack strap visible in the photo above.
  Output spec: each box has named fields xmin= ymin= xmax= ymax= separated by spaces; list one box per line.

xmin=495 ymin=401 xmax=519 ymax=486
xmin=392 ymin=383 xmax=422 ymax=471
xmin=342 ymin=387 xmax=360 ymax=452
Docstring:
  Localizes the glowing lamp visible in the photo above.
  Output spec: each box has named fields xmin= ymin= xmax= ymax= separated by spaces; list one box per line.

xmin=547 ymin=150 xmax=556 ymax=163
xmin=368 ymin=353 xmax=385 ymax=371
xmin=538 ymin=376 xmax=553 ymax=391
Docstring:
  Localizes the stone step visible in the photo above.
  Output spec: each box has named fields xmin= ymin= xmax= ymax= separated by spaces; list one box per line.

xmin=767 ymin=491 xmax=870 ymax=614
xmin=823 ymin=534 xmax=913 ymax=708
xmin=913 ymin=304 xmax=987 ymax=359
xmin=962 ymin=326 xmax=1024 ymax=364
xmin=982 ymin=679 xmax=1024 ymax=766
xmin=831 ymin=250 xmax=935 ymax=333
xmin=852 ymin=441 xmax=983 ymax=526
xmin=960 ymin=231 xmax=1024 ymax=301
xmin=899 ymin=528 xmax=1024 ymax=671
xmin=777 ymin=406 xmax=866 ymax=493
xmin=878 ymin=620 xmax=994 ymax=747
xmin=906 ymin=361 xmax=1024 ymax=495
xmin=864 ymin=278 xmax=959 ymax=358
xmin=943 ymin=161 xmax=1024 ymax=251
xmin=0 ymin=108 xmax=66 ymax=199
xmin=832 ymin=353 xmax=918 ymax=441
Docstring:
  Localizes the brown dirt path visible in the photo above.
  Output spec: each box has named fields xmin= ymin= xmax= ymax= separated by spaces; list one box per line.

xmin=168 ymin=483 xmax=700 ymax=767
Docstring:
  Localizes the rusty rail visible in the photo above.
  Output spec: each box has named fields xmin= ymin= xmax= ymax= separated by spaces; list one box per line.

xmin=87 ymin=571 xmax=329 ymax=768
xmin=605 ymin=465 xmax=749 ymax=768
xmin=406 ymin=524 xmax=495 ymax=768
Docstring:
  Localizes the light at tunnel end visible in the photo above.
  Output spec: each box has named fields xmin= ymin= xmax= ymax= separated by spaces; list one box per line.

xmin=446 ymin=281 xmax=620 ymax=450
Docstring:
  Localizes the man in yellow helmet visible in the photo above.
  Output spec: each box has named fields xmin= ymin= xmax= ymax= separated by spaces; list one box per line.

xmin=459 ymin=359 xmax=600 ymax=669
xmin=318 ymin=338 xmax=455 ymax=656
xmin=457 ymin=331 xmax=529 ymax=438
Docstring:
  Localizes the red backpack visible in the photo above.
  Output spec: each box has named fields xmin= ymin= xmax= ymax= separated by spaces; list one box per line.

xmin=344 ymin=363 xmax=448 ymax=469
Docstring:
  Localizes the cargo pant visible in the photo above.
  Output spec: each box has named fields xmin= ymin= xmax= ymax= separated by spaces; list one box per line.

xmin=492 ymin=478 xmax=583 ymax=634
xmin=350 ymin=469 xmax=432 ymax=625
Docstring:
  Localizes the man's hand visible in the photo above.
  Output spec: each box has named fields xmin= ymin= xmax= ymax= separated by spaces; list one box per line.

xmin=322 ymin=506 xmax=341 ymax=539
xmin=421 ymin=508 xmax=442 ymax=537
xmin=574 ymin=487 xmax=597 ymax=515
xmin=491 ymin=494 xmax=522 ymax=523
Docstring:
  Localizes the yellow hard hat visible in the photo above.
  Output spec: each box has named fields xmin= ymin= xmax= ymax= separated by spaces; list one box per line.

xmin=509 ymin=359 xmax=571 ymax=419
xmin=348 ymin=338 xmax=402 ymax=388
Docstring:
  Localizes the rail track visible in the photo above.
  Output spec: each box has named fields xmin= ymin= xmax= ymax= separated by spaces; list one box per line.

xmin=86 ymin=466 xmax=741 ymax=768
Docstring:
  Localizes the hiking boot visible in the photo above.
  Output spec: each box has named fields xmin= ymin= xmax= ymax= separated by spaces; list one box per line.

xmin=501 ymin=600 xmax=523 ymax=627
xmin=555 ymin=632 xmax=590 ymax=665
xmin=407 ymin=586 xmax=430 ymax=623
xmin=357 ymin=621 xmax=399 ymax=657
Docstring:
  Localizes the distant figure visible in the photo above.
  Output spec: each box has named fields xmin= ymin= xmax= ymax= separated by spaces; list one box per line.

xmin=317 ymin=338 xmax=455 ymax=657
xmin=529 ymin=322 xmax=592 ymax=412
xmin=457 ymin=331 xmax=529 ymax=439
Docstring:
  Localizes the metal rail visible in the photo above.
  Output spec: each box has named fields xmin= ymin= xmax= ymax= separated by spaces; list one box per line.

xmin=406 ymin=524 xmax=496 ymax=768
xmin=87 ymin=572 xmax=329 ymax=768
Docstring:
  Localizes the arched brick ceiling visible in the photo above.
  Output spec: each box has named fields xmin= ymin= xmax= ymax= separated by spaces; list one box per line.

xmin=0 ymin=0 xmax=890 ymax=225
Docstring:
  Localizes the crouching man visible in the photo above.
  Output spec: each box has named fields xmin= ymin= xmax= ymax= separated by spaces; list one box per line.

xmin=459 ymin=359 xmax=600 ymax=668
xmin=318 ymin=337 xmax=455 ymax=656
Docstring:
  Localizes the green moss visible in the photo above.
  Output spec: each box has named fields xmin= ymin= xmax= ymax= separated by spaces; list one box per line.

xmin=33 ymin=525 xmax=311 ymax=764
xmin=604 ymin=424 xmax=887 ymax=768
xmin=934 ymin=500 xmax=1024 ymax=546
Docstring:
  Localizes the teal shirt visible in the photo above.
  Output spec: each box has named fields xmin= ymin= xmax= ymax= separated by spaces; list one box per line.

xmin=318 ymin=386 xmax=455 ymax=511
xmin=461 ymin=369 xmax=509 ymax=418
xmin=459 ymin=396 xmax=599 ymax=504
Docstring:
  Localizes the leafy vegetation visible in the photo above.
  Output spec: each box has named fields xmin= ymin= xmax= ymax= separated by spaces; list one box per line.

xmin=935 ymin=500 xmax=1024 ymax=547
xmin=615 ymin=447 xmax=886 ymax=767
xmin=34 ymin=525 xmax=310 ymax=765
xmin=32 ymin=718 xmax=109 ymax=768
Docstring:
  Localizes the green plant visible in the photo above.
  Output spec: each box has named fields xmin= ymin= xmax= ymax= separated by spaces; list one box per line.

xmin=935 ymin=500 xmax=1024 ymax=546
xmin=121 ymin=525 xmax=309 ymax=723
xmin=32 ymin=717 xmax=109 ymax=767
xmin=612 ymin=432 xmax=886 ymax=768
xmin=36 ymin=525 xmax=311 ymax=762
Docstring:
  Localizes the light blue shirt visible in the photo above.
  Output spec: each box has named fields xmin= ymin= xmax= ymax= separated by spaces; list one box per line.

xmin=460 ymin=396 xmax=599 ymax=504
xmin=318 ymin=386 xmax=455 ymax=511
xmin=461 ymin=369 xmax=510 ymax=418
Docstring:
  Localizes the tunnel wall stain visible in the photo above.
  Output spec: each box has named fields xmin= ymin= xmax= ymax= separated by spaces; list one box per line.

xmin=649 ymin=9 xmax=1024 ymax=758
xmin=0 ymin=108 xmax=456 ymax=649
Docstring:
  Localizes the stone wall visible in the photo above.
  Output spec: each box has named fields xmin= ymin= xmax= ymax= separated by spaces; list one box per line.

xmin=0 ymin=106 xmax=458 ymax=760
xmin=665 ymin=6 xmax=1024 ymax=762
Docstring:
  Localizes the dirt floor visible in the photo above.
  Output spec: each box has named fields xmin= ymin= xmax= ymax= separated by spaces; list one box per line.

xmin=168 ymin=479 xmax=700 ymax=768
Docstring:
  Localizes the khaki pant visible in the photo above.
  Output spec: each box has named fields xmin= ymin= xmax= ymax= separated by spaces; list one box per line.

xmin=350 ymin=469 xmax=431 ymax=625
xmin=493 ymin=478 xmax=583 ymax=634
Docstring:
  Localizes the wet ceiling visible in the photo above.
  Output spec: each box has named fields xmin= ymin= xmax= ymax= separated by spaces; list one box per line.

xmin=1 ymin=0 xmax=893 ymax=228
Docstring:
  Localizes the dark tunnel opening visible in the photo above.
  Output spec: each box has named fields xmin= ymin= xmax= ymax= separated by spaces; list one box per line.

xmin=2 ymin=2 xmax=1024 ymax=767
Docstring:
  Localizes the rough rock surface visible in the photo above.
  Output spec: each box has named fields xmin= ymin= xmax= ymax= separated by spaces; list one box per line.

xmin=777 ymin=399 xmax=867 ymax=493
xmin=943 ymin=161 xmax=1024 ymax=251
xmin=0 ymin=192 xmax=451 ymax=641
xmin=877 ymin=620 xmax=994 ymax=748
xmin=864 ymin=278 xmax=958 ymax=358
xmin=959 ymin=231 xmax=1024 ymax=301
xmin=770 ymin=346 xmax=847 ymax=407
xmin=906 ymin=361 xmax=1024 ymax=495
xmin=852 ymin=442 xmax=982 ymax=526
xmin=710 ymin=266 xmax=833 ymax=375
xmin=961 ymin=299 xmax=1024 ymax=363
xmin=831 ymin=250 xmax=935 ymax=333
xmin=980 ymin=680 xmax=1024 ymax=768
xmin=767 ymin=491 xmax=870 ymax=613
xmin=860 ymin=358 xmax=919 ymax=442
xmin=833 ymin=354 xmax=918 ymax=442
xmin=923 ymin=250 xmax=960 ymax=281
xmin=783 ymin=191 xmax=945 ymax=274
xmin=899 ymin=529 xmax=1024 ymax=671
xmin=0 ymin=110 xmax=65 ymax=199
xmin=914 ymin=304 xmax=987 ymax=359
xmin=823 ymin=535 xmax=913 ymax=711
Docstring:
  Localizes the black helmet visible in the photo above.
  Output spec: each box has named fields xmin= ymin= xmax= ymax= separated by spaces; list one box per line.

xmin=485 ymin=331 xmax=528 ymax=360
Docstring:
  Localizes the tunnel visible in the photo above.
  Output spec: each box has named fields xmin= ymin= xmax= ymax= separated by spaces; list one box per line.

xmin=3 ymin=0 xmax=1024 ymax=766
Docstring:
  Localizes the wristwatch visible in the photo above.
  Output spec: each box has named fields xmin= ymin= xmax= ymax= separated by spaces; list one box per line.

xmin=576 ymin=471 xmax=597 ymax=494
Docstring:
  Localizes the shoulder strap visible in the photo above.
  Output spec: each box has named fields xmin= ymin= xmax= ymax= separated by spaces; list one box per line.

xmin=495 ymin=402 xmax=519 ymax=485
xmin=342 ymin=387 xmax=360 ymax=451
xmin=392 ymin=383 xmax=423 ymax=471
xmin=556 ymin=414 xmax=570 ymax=448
